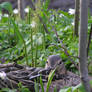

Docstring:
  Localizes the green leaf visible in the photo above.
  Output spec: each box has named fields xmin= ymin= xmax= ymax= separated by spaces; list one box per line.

xmin=54 ymin=86 xmax=57 ymax=92
xmin=11 ymin=18 xmax=23 ymax=45
xmin=60 ymin=87 xmax=72 ymax=92
xmin=88 ymin=19 xmax=92 ymax=23
xmin=46 ymin=69 xmax=55 ymax=92
xmin=34 ymin=82 xmax=39 ymax=92
xmin=1 ymin=88 xmax=17 ymax=92
xmin=42 ymin=0 xmax=50 ymax=11
xmin=72 ymin=83 xmax=86 ymax=92
xmin=40 ymin=76 xmax=44 ymax=92
xmin=0 ymin=2 xmax=13 ymax=14
xmin=20 ymin=88 xmax=30 ymax=92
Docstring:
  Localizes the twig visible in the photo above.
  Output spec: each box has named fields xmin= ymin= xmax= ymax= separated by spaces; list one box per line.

xmin=53 ymin=26 xmax=79 ymax=69
xmin=87 ymin=24 xmax=92 ymax=57
xmin=39 ymin=16 xmax=50 ymax=34
xmin=48 ymin=43 xmax=80 ymax=59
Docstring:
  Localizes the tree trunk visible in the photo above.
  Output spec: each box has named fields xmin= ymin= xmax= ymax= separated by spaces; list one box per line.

xmin=79 ymin=0 xmax=91 ymax=92
xmin=18 ymin=0 xmax=25 ymax=19
xmin=74 ymin=0 xmax=80 ymax=36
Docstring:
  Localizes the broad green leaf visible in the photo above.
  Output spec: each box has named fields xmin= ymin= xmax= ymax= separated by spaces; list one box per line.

xmin=0 ymin=2 xmax=12 ymax=14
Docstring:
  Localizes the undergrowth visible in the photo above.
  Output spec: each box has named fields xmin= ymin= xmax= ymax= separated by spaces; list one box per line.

xmin=0 ymin=0 xmax=92 ymax=92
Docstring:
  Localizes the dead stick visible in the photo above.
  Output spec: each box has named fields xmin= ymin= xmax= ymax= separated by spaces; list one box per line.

xmin=0 ymin=63 xmax=14 ymax=68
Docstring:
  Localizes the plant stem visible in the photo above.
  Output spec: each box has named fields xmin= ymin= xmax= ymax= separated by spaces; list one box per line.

xmin=31 ymin=29 xmax=34 ymax=66
xmin=23 ymin=40 xmax=28 ymax=65
xmin=35 ymin=42 xmax=38 ymax=67
xmin=41 ymin=25 xmax=45 ymax=50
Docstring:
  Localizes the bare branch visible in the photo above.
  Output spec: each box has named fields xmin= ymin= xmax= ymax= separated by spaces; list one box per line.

xmin=52 ymin=26 xmax=79 ymax=69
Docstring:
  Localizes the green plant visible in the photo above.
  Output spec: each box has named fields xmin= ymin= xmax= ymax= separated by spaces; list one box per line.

xmin=0 ymin=2 xmax=13 ymax=14
xmin=0 ymin=1 xmax=92 ymax=91
xmin=18 ymin=82 xmax=30 ymax=92
xmin=39 ymin=69 xmax=55 ymax=92
xmin=1 ymin=88 xmax=17 ymax=92
xmin=40 ymin=76 xmax=44 ymax=92
xmin=46 ymin=69 xmax=55 ymax=92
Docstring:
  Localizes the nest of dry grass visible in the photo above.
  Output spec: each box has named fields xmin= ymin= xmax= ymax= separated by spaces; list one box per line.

xmin=0 ymin=63 xmax=80 ymax=92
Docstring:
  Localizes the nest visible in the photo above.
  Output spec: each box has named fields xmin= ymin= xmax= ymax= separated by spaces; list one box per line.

xmin=0 ymin=63 xmax=80 ymax=92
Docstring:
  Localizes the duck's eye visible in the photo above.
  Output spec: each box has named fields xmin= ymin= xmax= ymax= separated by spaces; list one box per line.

xmin=58 ymin=61 xmax=62 ymax=65
xmin=46 ymin=61 xmax=48 ymax=63
xmin=59 ymin=62 xmax=62 ymax=64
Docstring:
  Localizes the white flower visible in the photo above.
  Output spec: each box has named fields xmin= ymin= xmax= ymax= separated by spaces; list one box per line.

xmin=68 ymin=8 xmax=75 ymax=15
xmin=50 ymin=15 xmax=54 ymax=21
xmin=55 ymin=21 xmax=57 ymax=24
xmin=33 ymin=35 xmax=36 ymax=40
xmin=13 ymin=9 xmax=18 ymax=14
xmin=4 ymin=14 xmax=9 ymax=17
xmin=18 ymin=24 xmax=22 ymax=27
xmin=71 ymin=22 xmax=74 ymax=25
xmin=59 ymin=14 xmax=64 ymax=18
xmin=0 ymin=71 xmax=6 ymax=79
xmin=0 ymin=14 xmax=2 ymax=20
xmin=37 ymin=37 xmax=42 ymax=45
xmin=24 ymin=8 xmax=29 ymax=13
xmin=30 ymin=21 xmax=36 ymax=28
